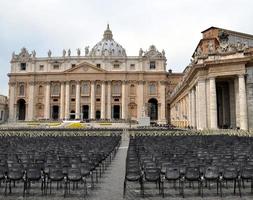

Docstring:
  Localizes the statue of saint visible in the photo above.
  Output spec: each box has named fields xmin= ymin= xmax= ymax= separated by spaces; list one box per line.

xmin=162 ymin=49 xmax=165 ymax=57
xmin=48 ymin=50 xmax=52 ymax=58
xmin=77 ymin=48 xmax=81 ymax=56
xmin=63 ymin=49 xmax=66 ymax=57
xmin=12 ymin=52 xmax=15 ymax=59
xmin=139 ymin=48 xmax=143 ymax=56
xmin=68 ymin=49 xmax=71 ymax=56
xmin=85 ymin=46 xmax=89 ymax=56
xmin=32 ymin=50 xmax=36 ymax=58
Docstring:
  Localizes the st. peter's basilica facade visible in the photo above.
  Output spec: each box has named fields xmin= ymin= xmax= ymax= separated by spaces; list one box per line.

xmin=8 ymin=25 xmax=182 ymax=124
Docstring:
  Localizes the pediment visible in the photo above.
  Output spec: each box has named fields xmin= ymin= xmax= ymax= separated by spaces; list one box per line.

xmin=64 ymin=61 xmax=107 ymax=74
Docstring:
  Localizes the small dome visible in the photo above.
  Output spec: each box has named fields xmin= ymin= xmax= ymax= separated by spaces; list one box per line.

xmin=90 ymin=24 xmax=127 ymax=57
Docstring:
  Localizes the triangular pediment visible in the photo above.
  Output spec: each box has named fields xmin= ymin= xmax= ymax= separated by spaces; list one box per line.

xmin=64 ymin=61 xmax=107 ymax=73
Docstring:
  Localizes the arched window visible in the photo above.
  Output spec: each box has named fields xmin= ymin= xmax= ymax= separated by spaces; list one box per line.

xmin=130 ymin=84 xmax=136 ymax=96
xmin=38 ymin=85 xmax=43 ymax=95
xmin=112 ymin=82 xmax=121 ymax=95
xmin=149 ymin=83 xmax=156 ymax=95
xmin=52 ymin=84 xmax=60 ymax=95
xmin=82 ymin=82 xmax=90 ymax=95
xmin=19 ymin=84 xmax=25 ymax=96
xmin=96 ymin=84 xmax=101 ymax=95
xmin=71 ymin=84 xmax=76 ymax=95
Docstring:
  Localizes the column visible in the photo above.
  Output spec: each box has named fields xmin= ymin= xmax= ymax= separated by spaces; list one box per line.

xmin=121 ymin=81 xmax=126 ymax=120
xmin=75 ymin=81 xmax=81 ymax=119
xmin=90 ymin=81 xmax=95 ymax=119
xmin=27 ymin=82 xmax=35 ymax=121
xmin=8 ymin=82 xmax=16 ymax=121
xmin=192 ymin=87 xmax=196 ymax=129
xmin=60 ymin=82 xmax=65 ymax=120
xmin=197 ymin=79 xmax=207 ymax=130
xmin=137 ymin=81 xmax=144 ymax=119
xmin=44 ymin=82 xmax=51 ymax=120
xmin=159 ymin=81 xmax=166 ymax=124
xmin=210 ymin=77 xmax=218 ymax=129
xmin=101 ymin=81 xmax=106 ymax=119
xmin=188 ymin=91 xmax=192 ymax=127
xmin=238 ymin=75 xmax=248 ymax=130
xmin=107 ymin=81 xmax=112 ymax=119
xmin=234 ymin=78 xmax=240 ymax=127
xmin=64 ymin=81 xmax=70 ymax=120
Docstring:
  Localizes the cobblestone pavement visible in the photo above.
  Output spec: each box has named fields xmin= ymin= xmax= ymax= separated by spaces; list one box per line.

xmin=0 ymin=133 xmax=253 ymax=200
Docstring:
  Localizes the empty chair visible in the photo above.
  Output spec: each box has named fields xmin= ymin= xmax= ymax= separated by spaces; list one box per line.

xmin=240 ymin=165 xmax=253 ymax=194
xmin=162 ymin=167 xmax=182 ymax=197
xmin=46 ymin=167 xmax=65 ymax=195
xmin=203 ymin=166 xmax=221 ymax=197
xmin=65 ymin=167 xmax=86 ymax=197
xmin=6 ymin=163 xmax=25 ymax=196
xmin=182 ymin=167 xmax=202 ymax=198
xmin=143 ymin=167 xmax=161 ymax=197
xmin=221 ymin=166 xmax=241 ymax=197
xmin=24 ymin=165 xmax=44 ymax=196
xmin=123 ymin=161 xmax=143 ymax=198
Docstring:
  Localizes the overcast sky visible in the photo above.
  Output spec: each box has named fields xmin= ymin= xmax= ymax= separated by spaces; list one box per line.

xmin=0 ymin=0 xmax=252 ymax=96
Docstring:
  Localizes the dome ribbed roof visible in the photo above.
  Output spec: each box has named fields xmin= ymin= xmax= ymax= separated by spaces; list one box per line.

xmin=90 ymin=24 xmax=126 ymax=57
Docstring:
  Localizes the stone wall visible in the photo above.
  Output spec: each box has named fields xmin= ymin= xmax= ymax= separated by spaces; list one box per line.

xmin=247 ymin=66 xmax=253 ymax=130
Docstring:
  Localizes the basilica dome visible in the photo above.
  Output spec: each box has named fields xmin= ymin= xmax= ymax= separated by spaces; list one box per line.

xmin=89 ymin=24 xmax=127 ymax=57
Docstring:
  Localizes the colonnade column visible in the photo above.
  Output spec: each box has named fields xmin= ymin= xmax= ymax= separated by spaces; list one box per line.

xmin=75 ymin=81 xmax=80 ymax=120
xmin=121 ymin=81 xmax=126 ymax=120
xmin=44 ymin=82 xmax=51 ymax=120
xmin=8 ymin=82 xmax=16 ymax=122
xmin=188 ymin=91 xmax=192 ymax=127
xmin=101 ymin=81 xmax=106 ymax=119
xmin=60 ymin=82 xmax=65 ymax=120
xmin=64 ymin=81 xmax=70 ymax=120
xmin=107 ymin=81 xmax=112 ymax=120
xmin=191 ymin=88 xmax=196 ymax=128
xmin=210 ymin=77 xmax=218 ymax=129
xmin=27 ymin=81 xmax=35 ymax=121
xmin=238 ymin=74 xmax=248 ymax=130
xmin=90 ymin=81 xmax=95 ymax=119
xmin=197 ymin=79 xmax=207 ymax=130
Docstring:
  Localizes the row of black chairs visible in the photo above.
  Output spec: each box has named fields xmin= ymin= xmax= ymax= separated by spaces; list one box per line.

xmin=0 ymin=135 xmax=121 ymax=198
xmin=124 ymin=135 xmax=253 ymax=198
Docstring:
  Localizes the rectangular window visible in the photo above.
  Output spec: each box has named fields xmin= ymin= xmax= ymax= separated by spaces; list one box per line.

xmin=20 ymin=63 xmax=26 ymax=71
xmin=53 ymin=65 xmax=59 ymax=70
xmin=150 ymin=61 xmax=156 ymax=69
xmin=39 ymin=65 xmax=44 ymax=71
xmin=71 ymin=98 xmax=75 ymax=102
xmin=96 ymin=64 xmax=101 ymax=68
xmin=71 ymin=64 xmax=76 ymax=68
xmin=113 ymin=64 xmax=120 ymax=69
xmin=96 ymin=98 xmax=100 ymax=102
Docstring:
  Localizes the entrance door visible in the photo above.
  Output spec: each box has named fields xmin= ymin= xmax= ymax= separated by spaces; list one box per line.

xmin=96 ymin=110 xmax=101 ymax=119
xmin=70 ymin=110 xmax=75 ymax=120
xmin=82 ymin=105 xmax=89 ymax=120
xmin=52 ymin=105 xmax=59 ymax=120
xmin=217 ymin=82 xmax=230 ymax=128
xmin=148 ymin=98 xmax=158 ymax=120
xmin=113 ymin=105 xmax=120 ymax=119
xmin=17 ymin=99 xmax=26 ymax=120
